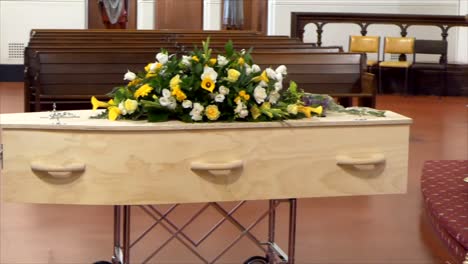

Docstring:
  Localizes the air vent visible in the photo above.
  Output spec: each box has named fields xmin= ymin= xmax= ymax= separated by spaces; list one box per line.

xmin=8 ymin=43 xmax=25 ymax=59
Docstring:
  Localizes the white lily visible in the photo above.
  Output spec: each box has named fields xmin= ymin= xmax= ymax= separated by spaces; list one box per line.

xmin=275 ymin=65 xmax=287 ymax=76
xmin=201 ymin=66 xmax=218 ymax=82
xmin=156 ymin=52 xmax=169 ymax=65
xmin=181 ymin=55 xmax=191 ymax=67
xmin=266 ymin=68 xmax=277 ymax=80
xmin=251 ymin=64 xmax=261 ymax=73
xmin=123 ymin=70 xmax=136 ymax=81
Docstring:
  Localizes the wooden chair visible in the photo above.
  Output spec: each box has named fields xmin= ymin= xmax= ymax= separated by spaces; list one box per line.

xmin=411 ymin=39 xmax=448 ymax=96
xmin=349 ymin=36 xmax=380 ymax=69
xmin=378 ymin=37 xmax=415 ymax=94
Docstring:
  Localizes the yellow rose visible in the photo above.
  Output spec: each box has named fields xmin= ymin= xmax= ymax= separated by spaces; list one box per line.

xmin=209 ymin=58 xmax=217 ymax=66
xmin=192 ymin=56 xmax=199 ymax=62
xmin=227 ymin=69 xmax=241 ymax=82
xmin=134 ymin=84 xmax=153 ymax=98
xmin=238 ymin=57 xmax=245 ymax=65
xmin=124 ymin=99 xmax=138 ymax=114
xmin=205 ymin=105 xmax=220 ymax=121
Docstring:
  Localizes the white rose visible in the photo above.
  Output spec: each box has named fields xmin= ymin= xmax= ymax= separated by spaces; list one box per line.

xmin=266 ymin=68 xmax=277 ymax=80
xmin=162 ymin=88 xmax=171 ymax=98
xmin=275 ymin=73 xmax=283 ymax=82
xmin=156 ymin=52 xmax=169 ymax=65
xmin=274 ymin=82 xmax=283 ymax=92
xmin=234 ymin=102 xmax=245 ymax=113
xmin=118 ymin=101 xmax=127 ymax=115
xmin=182 ymin=100 xmax=193 ymax=108
xmin=193 ymin=102 xmax=204 ymax=112
xmin=269 ymin=91 xmax=281 ymax=104
xmin=123 ymin=70 xmax=136 ymax=81
xmin=219 ymin=86 xmax=230 ymax=95
xmin=215 ymin=94 xmax=225 ymax=103
xmin=191 ymin=113 xmax=203 ymax=121
xmin=181 ymin=55 xmax=191 ymax=67
xmin=244 ymin=64 xmax=252 ymax=75
xmin=259 ymin=80 xmax=268 ymax=87
xmin=287 ymin=104 xmax=298 ymax=115
xmin=254 ymin=86 xmax=267 ymax=104
xmin=275 ymin=65 xmax=287 ymax=76
xmin=239 ymin=109 xmax=249 ymax=118
xmin=252 ymin=64 xmax=261 ymax=73
xmin=217 ymin=55 xmax=229 ymax=66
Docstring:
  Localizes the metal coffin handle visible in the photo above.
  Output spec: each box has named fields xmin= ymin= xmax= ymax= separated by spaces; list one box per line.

xmin=31 ymin=162 xmax=86 ymax=173
xmin=336 ymin=153 xmax=385 ymax=165
xmin=191 ymin=160 xmax=244 ymax=171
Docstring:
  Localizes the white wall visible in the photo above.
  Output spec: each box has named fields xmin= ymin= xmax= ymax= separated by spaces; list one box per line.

xmin=456 ymin=0 xmax=467 ymax=63
xmin=137 ymin=0 xmax=155 ymax=29
xmin=268 ymin=0 xmax=464 ymax=62
xmin=203 ymin=0 xmax=221 ymax=30
xmin=0 ymin=0 xmax=86 ymax=64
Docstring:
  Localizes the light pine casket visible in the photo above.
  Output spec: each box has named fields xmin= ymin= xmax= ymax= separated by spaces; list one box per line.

xmin=0 ymin=110 xmax=412 ymax=205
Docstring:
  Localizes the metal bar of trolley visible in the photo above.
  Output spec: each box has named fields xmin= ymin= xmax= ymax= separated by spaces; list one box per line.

xmin=108 ymin=199 xmax=297 ymax=264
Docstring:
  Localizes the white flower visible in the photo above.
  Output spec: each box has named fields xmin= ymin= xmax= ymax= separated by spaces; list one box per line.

xmin=190 ymin=103 xmax=204 ymax=121
xmin=123 ymin=70 xmax=136 ymax=81
xmin=149 ymin=63 xmax=158 ymax=72
xmin=274 ymin=82 xmax=283 ymax=92
xmin=239 ymin=109 xmax=249 ymax=118
xmin=182 ymin=100 xmax=193 ymax=108
xmin=275 ymin=73 xmax=283 ymax=82
xmin=287 ymin=104 xmax=298 ymax=115
xmin=269 ymin=91 xmax=281 ymax=104
xmin=162 ymin=88 xmax=171 ymax=98
xmin=252 ymin=64 xmax=261 ymax=73
xmin=159 ymin=97 xmax=170 ymax=107
xmin=167 ymin=97 xmax=177 ymax=110
xmin=201 ymin=66 xmax=218 ymax=82
xmin=118 ymin=101 xmax=127 ymax=115
xmin=266 ymin=68 xmax=277 ymax=80
xmin=244 ymin=64 xmax=252 ymax=75
xmin=156 ymin=52 xmax=169 ymax=65
xmin=219 ymin=86 xmax=230 ymax=95
xmin=254 ymin=86 xmax=267 ymax=104
xmin=275 ymin=65 xmax=287 ymax=76
xmin=215 ymin=94 xmax=225 ymax=103
xmin=217 ymin=55 xmax=229 ymax=66
xmin=259 ymin=80 xmax=268 ymax=87
xmin=181 ymin=55 xmax=191 ymax=67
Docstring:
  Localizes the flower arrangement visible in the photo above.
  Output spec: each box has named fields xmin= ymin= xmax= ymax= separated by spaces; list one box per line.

xmin=91 ymin=39 xmax=323 ymax=122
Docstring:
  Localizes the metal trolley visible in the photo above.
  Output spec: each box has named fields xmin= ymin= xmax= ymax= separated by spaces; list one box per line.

xmin=95 ymin=199 xmax=297 ymax=264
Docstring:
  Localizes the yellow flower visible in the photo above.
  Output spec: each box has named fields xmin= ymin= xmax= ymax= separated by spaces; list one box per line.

xmin=145 ymin=72 xmax=157 ymax=78
xmin=124 ymin=99 xmax=138 ymax=114
xmin=91 ymin=96 xmax=114 ymax=110
xmin=209 ymin=58 xmax=217 ymax=66
xmin=297 ymin=105 xmax=323 ymax=118
xmin=205 ymin=105 xmax=220 ymax=121
xmin=127 ymin=78 xmax=141 ymax=87
xmin=238 ymin=90 xmax=250 ymax=101
xmin=192 ymin=56 xmax=199 ymax=62
xmin=238 ymin=57 xmax=245 ymax=65
xmin=227 ymin=69 xmax=241 ymax=82
xmin=201 ymin=78 xmax=215 ymax=93
xmin=252 ymin=70 xmax=269 ymax=83
xmin=170 ymin=74 xmax=181 ymax=90
xmin=108 ymin=106 xmax=121 ymax=121
xmin=234 ymin=96 xmax=241 ymax=104
xmin=250 ymin=105 xmax=261 ymax=120
xmin=134 ymin=84 xmax=153 ymax=99
xmin=171 ymin=87 xmax=187 ymax=102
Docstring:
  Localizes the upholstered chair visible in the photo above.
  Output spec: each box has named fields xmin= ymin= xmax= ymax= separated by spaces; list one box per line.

xmin=349 ymin=36 xmax=381 ymax=69
xmin=378 ymin=37 xmax=415 ymax=94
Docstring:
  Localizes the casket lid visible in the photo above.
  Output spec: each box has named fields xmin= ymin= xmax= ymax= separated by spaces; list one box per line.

xmin=0 ymin=110 xmax=412 ymax=131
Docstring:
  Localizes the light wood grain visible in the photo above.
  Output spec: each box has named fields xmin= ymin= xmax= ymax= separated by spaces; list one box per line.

xmin=1 ymin=120 xmax=410 ymax=204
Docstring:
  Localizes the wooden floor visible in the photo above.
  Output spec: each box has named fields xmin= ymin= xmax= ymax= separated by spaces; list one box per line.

xmin=0 ymin=82 xmax=467 ymax=264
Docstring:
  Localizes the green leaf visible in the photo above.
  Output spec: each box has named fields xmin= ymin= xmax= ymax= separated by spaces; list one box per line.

xmin=147 ymin=111 xmax=169 ymax=122
xmin=225 ymin=40 xmax=234 ymax=58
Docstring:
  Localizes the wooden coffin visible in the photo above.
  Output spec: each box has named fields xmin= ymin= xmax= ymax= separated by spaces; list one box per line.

xmin=0 ymin=110 xmax=412 ymax=205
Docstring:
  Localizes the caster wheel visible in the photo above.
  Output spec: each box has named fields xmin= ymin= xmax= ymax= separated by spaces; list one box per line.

xmin=244 ymin=256 xmax=269 ymax=264
xmin=93 ymin=261 xmax=112 ymax=264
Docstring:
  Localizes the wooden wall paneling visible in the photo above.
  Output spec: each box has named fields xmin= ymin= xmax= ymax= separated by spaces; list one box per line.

xmin=88 ymin=0 xmax=137 ymax=29
xmin=155 ymin=0 xmax=203 ymax=30
xmin=222 ymin=0 xmax=268 ymax=34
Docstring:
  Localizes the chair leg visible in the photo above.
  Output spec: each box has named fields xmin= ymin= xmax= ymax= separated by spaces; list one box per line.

xmin=404 ymin=67 xmax=409 ymax=95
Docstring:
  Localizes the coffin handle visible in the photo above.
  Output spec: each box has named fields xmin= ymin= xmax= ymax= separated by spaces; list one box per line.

xmin=191 ymin=160 xmax=243 ymax=171
xmin=336 ymin=153 xmax=385 ymax=165
xmin=31 ymin=162 xmax=86 ymax=173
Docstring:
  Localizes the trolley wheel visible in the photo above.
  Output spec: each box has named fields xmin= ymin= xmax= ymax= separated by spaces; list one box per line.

xmin=244 ymin=256 xmax=269 ymax=264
